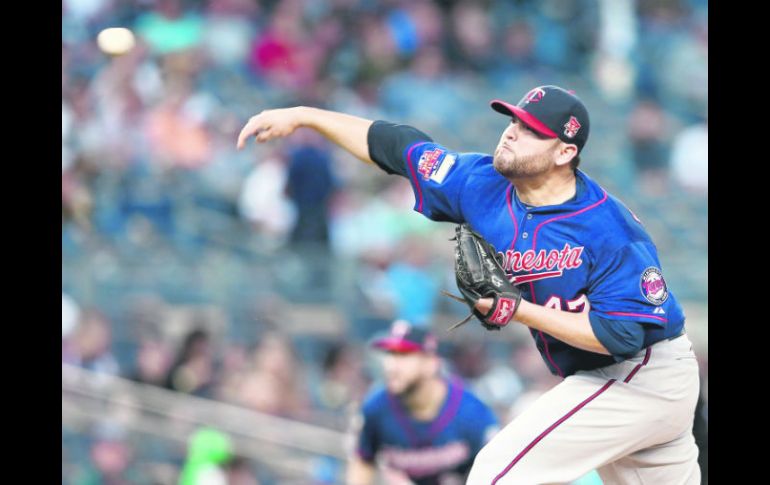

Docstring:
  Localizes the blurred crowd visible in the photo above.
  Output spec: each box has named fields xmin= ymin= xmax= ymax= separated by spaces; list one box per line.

xmin=62 ymin=0 xmax=708 ymax=483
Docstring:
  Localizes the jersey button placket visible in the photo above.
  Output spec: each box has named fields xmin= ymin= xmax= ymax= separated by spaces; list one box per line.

xmin=519 ymin=212 xmax=531 ymax=242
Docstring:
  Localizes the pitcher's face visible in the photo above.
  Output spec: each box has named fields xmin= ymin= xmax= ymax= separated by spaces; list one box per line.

xmin=493 ymin=117 xmax=561 ymax=178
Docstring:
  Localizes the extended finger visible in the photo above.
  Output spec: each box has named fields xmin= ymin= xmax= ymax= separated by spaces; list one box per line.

xmin=236 ymin=121 xmax=254 ymax=149
xmin=237 ymin=118 xmax=264 ymax=149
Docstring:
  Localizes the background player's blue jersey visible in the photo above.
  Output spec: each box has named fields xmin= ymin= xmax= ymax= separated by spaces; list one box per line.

xmin=369 ymin=127 xmax=687 ymax=377
xmin=355 ymin=377 xmax=499 ymax=484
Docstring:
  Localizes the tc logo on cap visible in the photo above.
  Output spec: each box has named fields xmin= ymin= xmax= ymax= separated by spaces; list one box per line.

xmin=373 ymin=320 xmax=438 ymax=353
xmin=523 ymin=87 xmax=546 ymax=104
xmin=563 ymin=116 xmax=582 ymax=139
xmin=391 ymin=320 xmax=411 ymax=338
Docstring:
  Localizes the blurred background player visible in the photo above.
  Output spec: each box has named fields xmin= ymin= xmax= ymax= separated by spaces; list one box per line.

xmin=348 ymin=320 xmax=499 ymax=485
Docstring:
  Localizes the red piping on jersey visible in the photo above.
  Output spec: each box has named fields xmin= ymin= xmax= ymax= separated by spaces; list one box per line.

xmin=623 ymin=346 xmax=652 ymax=383
xmin=505 ymin=184 xmax=519 ymax=248
xmin=528 ymin=189 xmax=609 ymax=380
xmin=530 ymin=279 xmax=564 ymax=378
xmin=491 ymin=379 xmax=617 ymax=484
xmin=531 ymin=190 xmax=609 ymax=249
xmin=405 ymin=142 xmax=430 ymax=213
xmin=606 ymin=312 xmax=668 ymax=324
xmin=427 ymin=377 xmax=463 ymax=439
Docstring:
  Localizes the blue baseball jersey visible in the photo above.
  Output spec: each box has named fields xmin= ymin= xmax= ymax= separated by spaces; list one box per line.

xmin=356 ymin=377 xmax=499 ymax=484
xmin=368 ymin=123 xmax=686 ymax=377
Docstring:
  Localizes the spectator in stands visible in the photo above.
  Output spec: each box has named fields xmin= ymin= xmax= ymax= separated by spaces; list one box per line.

xmin=74 ymin=424 xmax=139 ymax=485
xmin=128 ymin=338 xmax=173 ymax=387
xmin=229 ymin=331 xmax=310 ymax=418
xmin=488 ymin=18 xmax=538 ymax=81
xmin=447 ymin=1 xmax=495 ymax=72
xmin=670 ymin=119 xmax=707 ymax=194
xmin=134 ymin=0 xmax=204 ymax=57
xmin=248 ymin=0 xmax=319 ymax=91
xmin=144 ymin=79 xmax=213 ymax=169
xmin=311 ymin=342 xmax=369 ymax=417
xmin=202 ymin=0 xmax=261 ymax=69
xmin=626 ymin=97 xmax=673 ymax=195
xmin=285 ymin=131 xmax=338 ymax=249
xmin=238 ymin=149 xmax=296 ymax=248
xmin=62 ymin=308 xmax=120 ymax=377
xmin=179 ymin=427 xmax=232 ymax=485
xmin=657 ymin=15 xmax=708 ymax=120
xmin=164 ymin=329 xmax=215 ymax=397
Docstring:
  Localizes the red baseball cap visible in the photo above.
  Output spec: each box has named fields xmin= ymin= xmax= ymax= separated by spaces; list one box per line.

xmin=490 ymin=85 xmax=590 ymax=153
xmin=371 ymin=320 xmax=438 ymax=354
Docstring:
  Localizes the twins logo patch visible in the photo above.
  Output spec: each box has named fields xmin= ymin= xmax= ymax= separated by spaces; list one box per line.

xmin=418 ymin=149 xmax=456 ymax=183
xmin=640 ymin=267 xmax=668 ymax=305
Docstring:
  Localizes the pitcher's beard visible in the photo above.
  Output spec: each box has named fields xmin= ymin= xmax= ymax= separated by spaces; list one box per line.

xmin=493 ymin=148 xmax=553 ymax=179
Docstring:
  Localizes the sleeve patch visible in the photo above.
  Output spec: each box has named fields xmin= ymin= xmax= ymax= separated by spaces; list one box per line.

xmin=417 ymin=148 xmax=456 ymax=183
xmin=640 ymin=267 xmax=668 ymax=305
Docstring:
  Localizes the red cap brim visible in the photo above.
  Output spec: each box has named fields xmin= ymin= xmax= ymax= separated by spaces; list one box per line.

xmin=490 ymin=100 xmax=559 ymax=138
xmin=372 ymin=338 xmax=423 ymax=353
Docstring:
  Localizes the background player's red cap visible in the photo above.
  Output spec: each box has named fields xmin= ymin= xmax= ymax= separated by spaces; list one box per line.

xmin=490 ymin=85 xmax=590 ymax=154
xmin=371 ymin=320 xmax=438 ymax=354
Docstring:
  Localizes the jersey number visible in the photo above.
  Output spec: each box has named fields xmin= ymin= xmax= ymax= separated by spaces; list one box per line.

xmin=543 ymin=294 xmax=590 ymax=313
